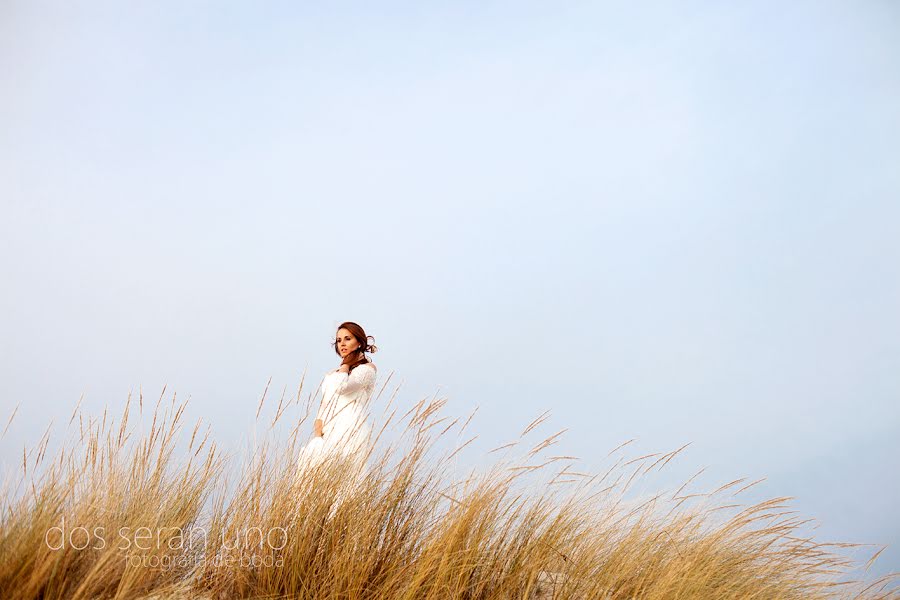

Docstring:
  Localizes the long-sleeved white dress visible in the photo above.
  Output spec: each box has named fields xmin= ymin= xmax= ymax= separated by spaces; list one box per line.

xmin=295 ymin=361 xmax=378 ymax=481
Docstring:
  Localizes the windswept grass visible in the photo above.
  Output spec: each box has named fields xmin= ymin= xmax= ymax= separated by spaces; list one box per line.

xmin=1 ymin=375 xmax=896 ymax=599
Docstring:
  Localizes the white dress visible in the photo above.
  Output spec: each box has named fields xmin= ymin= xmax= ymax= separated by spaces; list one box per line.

xmin=295 ymin=361 xmax=378 ymax=482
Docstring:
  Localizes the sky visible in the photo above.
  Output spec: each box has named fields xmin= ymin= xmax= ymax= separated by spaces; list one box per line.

xmin=1 ymin=0 xmax=899 ymax=581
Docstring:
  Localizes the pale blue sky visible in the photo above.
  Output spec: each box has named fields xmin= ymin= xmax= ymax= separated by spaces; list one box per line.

xmin=2 ymin=0 xmax=898 ymax=580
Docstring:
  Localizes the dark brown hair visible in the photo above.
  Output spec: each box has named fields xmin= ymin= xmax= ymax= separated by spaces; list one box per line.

xmin=333 ymin=321 xmax=378 ymax=373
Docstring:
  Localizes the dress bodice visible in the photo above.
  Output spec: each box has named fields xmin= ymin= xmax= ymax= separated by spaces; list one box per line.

xmin=316 ymin=362 xmax=378 ymax=427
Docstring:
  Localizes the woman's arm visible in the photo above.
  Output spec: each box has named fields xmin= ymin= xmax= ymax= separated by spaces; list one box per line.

xmin=334 ymin=363 xmax=376 ymax=396
xmin=313 ymin=373 xmax=334 ymax=437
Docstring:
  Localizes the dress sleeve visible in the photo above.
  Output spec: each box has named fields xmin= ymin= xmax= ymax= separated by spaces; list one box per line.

xmin=335 ymin=364 xmax=376 ymax=396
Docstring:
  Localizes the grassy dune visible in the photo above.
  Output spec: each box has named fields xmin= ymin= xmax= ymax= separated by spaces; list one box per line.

xmin=0 ymin=377 xmax=896 ymax=599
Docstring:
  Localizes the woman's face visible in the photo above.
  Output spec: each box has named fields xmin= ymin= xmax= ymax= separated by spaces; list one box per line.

xmin=336 ymin=328 xmax=360 ymax=359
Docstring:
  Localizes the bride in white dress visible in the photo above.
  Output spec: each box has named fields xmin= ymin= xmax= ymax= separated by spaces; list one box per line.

xmin=295 ymin=322 xmax=379 ymax=487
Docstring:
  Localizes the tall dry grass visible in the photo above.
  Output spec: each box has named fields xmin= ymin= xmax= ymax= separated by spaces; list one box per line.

xmin=1 ymin=374 xmax=896 ymax=599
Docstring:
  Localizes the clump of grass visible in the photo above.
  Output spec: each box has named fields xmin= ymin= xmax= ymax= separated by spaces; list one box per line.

xmin=0 ymin=389 xmax=223 ymax=600
xmin=1 ymin=374 xmax=897 ymax=599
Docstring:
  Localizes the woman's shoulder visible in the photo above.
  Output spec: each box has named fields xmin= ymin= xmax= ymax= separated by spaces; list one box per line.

xmin=353 ymin=362 xmax=376 ymax=374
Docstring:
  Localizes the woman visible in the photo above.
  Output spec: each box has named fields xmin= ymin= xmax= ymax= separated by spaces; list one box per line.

xmin=295 ymin=321 xmax=379 ymax=485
